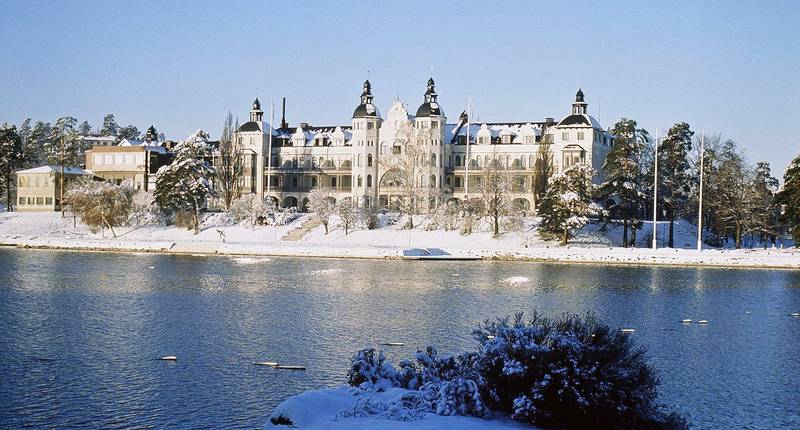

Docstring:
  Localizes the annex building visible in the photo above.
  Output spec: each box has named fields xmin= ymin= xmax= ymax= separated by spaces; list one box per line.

xmin=234 ymin=79 xmax=613 ymax=212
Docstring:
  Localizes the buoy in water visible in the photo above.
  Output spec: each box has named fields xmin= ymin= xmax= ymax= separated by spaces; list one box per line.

xmin=159 ymin=356 xmax=177 ymax=361
xmin=254 ymin=361 xmax=278 ymax=367
xmin=789 ymin=312 xmax=799 ymax=317
xmin=379 ymin=342 xmax=405 ymax=346
xmin=681 ymin=319 xmax=692 ymax=324
xmin=621 ymin=328 xmax=636 ymax=333
xmin=697 ymin=320 xmax=709 ymax=324
xmin=486 ymin=335 xmax=496 ymax=340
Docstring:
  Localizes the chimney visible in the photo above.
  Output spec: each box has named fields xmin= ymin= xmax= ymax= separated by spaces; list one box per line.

xmin=281 ymin=97 xmax=288 ymax=129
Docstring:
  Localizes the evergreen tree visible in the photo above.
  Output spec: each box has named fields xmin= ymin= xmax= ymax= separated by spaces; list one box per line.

xmin=658 ymin=122 xmax=694 ymax=247
xmin=778 ymin=153 xmax=800 ymax=245
xmin=539 ymin=163 xmax=603 ymax=245
xmin=752 ymin=161 xmax=778 ymax=247
xmin=599 ymin=118 xmax=649 ymax=247
xmin=47 ymin=116 xmax=80 ymax=166
xmin=101 ymin=114 xmax=119 ymax=136
xmin=154 ymin=130 xmax=216 ymax=234
xmin=78 ymin=120 xmax=92 ymax=135
xmin=0 ymin=124 xmax=24 ymax=211
xmin=26 ymin=121 xmax=50 ymax=166
xmin=119 ymin=125 xmax=140 ymax=141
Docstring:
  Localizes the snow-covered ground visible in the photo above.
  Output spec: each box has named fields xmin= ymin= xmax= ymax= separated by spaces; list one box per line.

xmin=265 ymin=386 xmax=532 ymax=430
xmin=0 ymin=211 xmax=798 ymax=268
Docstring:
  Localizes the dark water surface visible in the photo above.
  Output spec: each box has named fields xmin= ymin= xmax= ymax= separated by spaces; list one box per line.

xmin=0 ymin=248 xmax=798 ymax=429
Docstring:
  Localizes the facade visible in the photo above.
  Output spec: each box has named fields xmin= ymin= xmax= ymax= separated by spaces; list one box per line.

xmin=234 ymin=80 xmax=613 ymax=212
xmin=14 ymin=165 xmax=93 ymax=212
xmin=84 ymin=126 xmax=172 ymax=191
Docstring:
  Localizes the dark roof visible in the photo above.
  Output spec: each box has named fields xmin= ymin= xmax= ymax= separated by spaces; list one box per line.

xmin=416 ymin=102 xmax=442 ymax=117
xmin=238 ymin=121 xmax=261 ymax=132
xmin=353 ymin=103 xmax=378 ymax=119
xmin=557 ymin=114 xmax=591 ymax=126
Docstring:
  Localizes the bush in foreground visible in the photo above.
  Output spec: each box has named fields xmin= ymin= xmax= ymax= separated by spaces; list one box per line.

xmin=347 ymin=312 xmax=687 ymax=429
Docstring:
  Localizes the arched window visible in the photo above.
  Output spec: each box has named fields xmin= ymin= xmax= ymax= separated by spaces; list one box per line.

xmin=430 ymin=174 xmax=436 ymax=188
xmin=357 ymin=175 xmax=363 ymax=187
xmin=367 ymin=174 xmax=372 ymax=187
xmin=430 ymin=153 xmax=437 ymax=167
xmin=455 ymin=155 xmax=461 ymax=167
xmin=319 ymin=157 xmax=324 ymax=167
xmin=529 ymin=155 xmax=535 ymax=169
xmin=367 ymin=154 xmax=373 ymax=167
xmin=484 ymin=155 xmax=490 ymax=166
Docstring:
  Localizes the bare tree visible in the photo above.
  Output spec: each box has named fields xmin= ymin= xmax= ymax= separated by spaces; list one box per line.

xmin=532 ymin=136 xmax=554 ymax=209
xmin=378 ymin=121 xmax=435 ymax=229
xmin=478 ymin=156 xmax=513 ymax=237
xmin=65 ymin=180 xmax=135 ymax=238
xmin=217 ymin=112 xmax=244 ymax=210
xmin=307 ymin=187 xmax=336 ymax=234
xmin=337 ymin=200 xmax=357 ymax=234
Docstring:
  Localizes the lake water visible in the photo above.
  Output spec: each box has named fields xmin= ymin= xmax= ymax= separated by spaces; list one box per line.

xmin=0 ymin=248 xmax=798 ymax=429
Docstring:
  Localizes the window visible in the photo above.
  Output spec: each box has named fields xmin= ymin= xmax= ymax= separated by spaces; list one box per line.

xmin=357 ymin=175 xmax=363 ymax=187
xmin=524 ymin=136 xmax=534 ymax=144
xmin=430 ymin=153 xmax=436 ymax=167
xmin=36 ymin=197 xmax=44 ymax=205
xmin=455 ymin=155 xmax=462 ymax=167
xmin=114 ymin=154 xmax=124 ymax=165
xmin=45 ymin=197 xmax=52 ymax=205
xmin=94 ymin=154 xmax=103 ymax=165
xmin=562 ymin=132 xmax=569 ymax=141
xmin=311 ymin=177 xmax=317 ymax=187
xmin=331 ymin=177 xmax=337 ymax=187
xmin=104 ymin=155 xmax=114 ymax=164
xmin=367 ymin=122 xmax=374 ymax=130
xmin=367 ymin=154 xmax=373 ymax=167
xmin=357 ymin=154 xmax=362 ymax=167
xmin=431 ymin=121 xmax=439 ymax=129
xmin=18 ymin=197 xmax=25 ymax=205
xmin=562 ymin=150 xmax=585 ymax=168
xmin=292 ymin=177 xmax=298 ymax=188
xmin=366 ymin=175 xmax=372 ymax=187
xmin=502 ymin=135 xmax=511 ymax=144
xmin=455 ymin=177 xmax=462 ymax=188
xmin=577 ymin=132 xmax=585 ymax=140
xmin=478 ymin=136 xmax=489 ymax=145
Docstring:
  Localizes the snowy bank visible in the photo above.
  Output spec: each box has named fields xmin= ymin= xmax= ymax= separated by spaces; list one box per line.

xmin=1 ymin=211 xmax=799 ymax=269
xmin=265 ymin=386 xmax=532 ymax=430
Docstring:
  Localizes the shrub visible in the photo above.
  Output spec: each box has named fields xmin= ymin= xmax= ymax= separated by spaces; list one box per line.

xmin=473 ymin=312 xmax=687 ymax=429
xmin=65 ymin=180 xmax=134 ymax=237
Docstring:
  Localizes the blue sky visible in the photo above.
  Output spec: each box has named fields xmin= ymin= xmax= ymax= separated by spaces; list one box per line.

xmin=1 ymin=0 xmax=798 ymax=173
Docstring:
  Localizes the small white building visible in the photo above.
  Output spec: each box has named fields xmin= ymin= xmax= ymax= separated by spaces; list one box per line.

xmin=14 ymin=165 xmax=93 ymax=212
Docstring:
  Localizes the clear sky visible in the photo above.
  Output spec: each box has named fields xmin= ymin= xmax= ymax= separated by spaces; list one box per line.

xmin=1 ymin=0 xmax=798 ymax=173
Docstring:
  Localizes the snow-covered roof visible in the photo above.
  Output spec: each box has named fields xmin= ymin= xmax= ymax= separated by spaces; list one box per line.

xmin=556 ymin=113 xmax=603 ymax=130
xmin=117 ymin=138 xmax=168 ymax=153
xmin=445 ymin=122 xmax=544 ymax=144
xmin=15 ymin=165 xmax=92 ymax=175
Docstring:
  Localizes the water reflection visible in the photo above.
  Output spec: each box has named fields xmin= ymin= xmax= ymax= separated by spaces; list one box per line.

xmin=0 ymin=249 xmax=799 ymax=429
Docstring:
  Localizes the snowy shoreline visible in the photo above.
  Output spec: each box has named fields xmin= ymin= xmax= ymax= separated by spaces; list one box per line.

xmin=1 ymin=211 xmax=798 ymax=269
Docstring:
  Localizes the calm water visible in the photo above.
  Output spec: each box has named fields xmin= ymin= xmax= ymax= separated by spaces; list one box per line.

xmin=0 ymin=249 xmax=798 ymax=429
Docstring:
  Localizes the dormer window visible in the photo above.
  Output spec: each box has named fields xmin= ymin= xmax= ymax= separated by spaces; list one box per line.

xmin=562 ymin=132 xmax=569 ymax=141
xmin=502 ymin=135 xmax=511 ymax=144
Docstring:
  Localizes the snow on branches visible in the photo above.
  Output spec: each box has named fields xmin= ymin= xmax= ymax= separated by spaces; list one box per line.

xmin=539 ymin=163 xmax=603 ymax=245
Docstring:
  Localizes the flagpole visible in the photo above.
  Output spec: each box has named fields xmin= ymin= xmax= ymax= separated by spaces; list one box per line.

xmin=465 ymin=94 xmax=471 ymax=200
xmin=652 ymin=128 xmax=659 ymax=250
xmin=697 ymin=131 xmax=704 ymax=251
xmin=266 ymin=102 xmax=274 ymax=202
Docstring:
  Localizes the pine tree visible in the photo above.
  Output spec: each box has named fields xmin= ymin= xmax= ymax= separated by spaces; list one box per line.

xmin=154 ymin=130 xmax=216 ymax=234
xmin=119 ymin=125 xmax=140 ymax=141
xmin=539 ymin=163 xmax=603 ymax=245
xmin=599 ymin=118 xmax=649 ymax=247
xmin=78 ymin=120 xmax=92 ymax=135
xmin=779 ymin=153 xmax=800 ymax=245
xmin=658 ymin=122 xmax=694 ymax=247
xmin=101 ymin=114 xmax=119 ymax=137
xmin=47 ymin=116 xmax=80 ymax=166
xmin=0 ymin=124 xmax=24 ymax=211
xmin=26 ymin=121 xmax=50 ymax=166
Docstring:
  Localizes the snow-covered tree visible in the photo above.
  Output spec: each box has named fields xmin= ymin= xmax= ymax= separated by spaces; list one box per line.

xmin=779 ymin=153 xmax=800 ymax=245
xmin=307 ymin=187 xmax=336 ymax=234
xmin=379 ymin=121 xmax=436 ymax=229
xmin=118 ymin=125 xmax=140 ymax=141
xmin=100 ymin=114 xmax=119 ymax=137
xmin=154 ymin=130 xmax=216 ymax=234
xmin=229 ymin=194 xmax=275 ymax=227
xmin=0 ymin=124 xmax=24 ymax=210
xmin=46 ymin=116 xmax=81 ymax=166
xmin=539 ymin=163 xmax=602 ymax=245
xmin=599 ymin=118 xmax=649 ymax=247
xmin=478 ymin=158 xmax=513 ymax=237
xmin=77 ymin=120 xmax=92 ymax=136
xmin=657 ymin=122 xmax=695 ymax=247
xmin=65 ymin=180 xmax=134 ymax=237
xmin=337 ymin=199 xmax=357 ymax=234
xmin=216 ymin=112 xmax=244 ymax=210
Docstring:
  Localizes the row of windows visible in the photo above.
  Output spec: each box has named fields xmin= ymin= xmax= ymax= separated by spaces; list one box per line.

xmin=17 ymin=175 xmax=50 ymax=188
xmin=18 ymin=196 xmax=53 ymax=206
xmin=93 ymin=153 xmax=145 ymax=166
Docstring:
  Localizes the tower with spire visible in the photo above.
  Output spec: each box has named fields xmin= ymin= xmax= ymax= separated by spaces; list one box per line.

xmin=250 ymin=98 xmax=264 ymax=122
xmin=572 ymin=89 xmax=587 ymax=115
xmin=351 ymin=80 xmax=382 ymax=208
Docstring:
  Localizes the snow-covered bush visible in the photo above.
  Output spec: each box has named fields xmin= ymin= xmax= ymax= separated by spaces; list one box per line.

xmin=473 ymin=312 xmax=687 ymax=429
xmin=65 ymin=180 xmax=134 ymax=237
xmin=360 ymin=207 xmax=379 ymax=230
xmin=128 ymin=191 xmax=163 ymax=226
xmin=229 ymin=194 xmax=274 ymax=227
xmin=344 ymin=313 xmax=686 ymax=429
